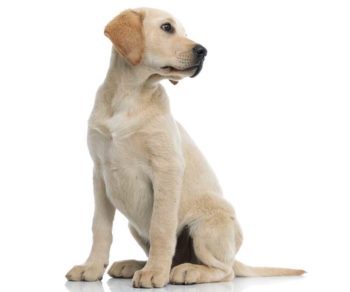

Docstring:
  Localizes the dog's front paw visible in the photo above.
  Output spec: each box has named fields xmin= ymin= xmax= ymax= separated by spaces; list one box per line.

xmin=65 ymin=264 xmax=105 ymax=281
xmin=132 ymin=267 xmax=169 ymax=288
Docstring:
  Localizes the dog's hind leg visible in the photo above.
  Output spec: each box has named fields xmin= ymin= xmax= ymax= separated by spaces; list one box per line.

xmin=170 ymin=197 xmax=242 ymax=284
xmin=108 ymin=224 xmax=147 ymax=278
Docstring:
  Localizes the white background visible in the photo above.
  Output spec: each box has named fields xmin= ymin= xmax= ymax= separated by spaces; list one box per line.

xmin=0 ymin=0 xmax=349 ymax=291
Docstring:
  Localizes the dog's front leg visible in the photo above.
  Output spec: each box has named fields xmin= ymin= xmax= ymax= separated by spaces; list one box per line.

xmin=132 ymin=156 xmax=184 ymax=288
xmin=66 ymin=169 xmax=115 ymax=281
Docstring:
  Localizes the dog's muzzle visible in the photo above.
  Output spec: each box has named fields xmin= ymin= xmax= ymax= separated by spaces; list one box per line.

xmin=191 ymin=44 xmax=207 ymax=78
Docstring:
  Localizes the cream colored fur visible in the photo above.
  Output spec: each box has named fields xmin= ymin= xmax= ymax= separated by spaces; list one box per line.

xmin=65 ymin=8 xmax=305 ymax=288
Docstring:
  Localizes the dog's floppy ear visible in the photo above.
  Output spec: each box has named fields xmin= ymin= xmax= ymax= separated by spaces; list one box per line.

xmin=104 ymin=10 xmax=144 ymax=65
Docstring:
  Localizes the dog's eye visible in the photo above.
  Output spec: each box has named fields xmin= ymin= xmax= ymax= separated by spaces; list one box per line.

xmin=161 ymin=23 xmax=175 ymax=33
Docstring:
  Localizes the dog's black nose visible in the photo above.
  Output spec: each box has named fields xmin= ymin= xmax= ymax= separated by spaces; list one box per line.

xmin=193 ymin=44 xmax=207 ymax=59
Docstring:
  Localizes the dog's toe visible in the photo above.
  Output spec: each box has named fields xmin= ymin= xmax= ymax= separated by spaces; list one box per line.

xmin=66 ymin=264 xmax=104 ymax=282
xmin=170 ymin=264 xmax=201 ymax=285
xmin=108 ymin=260 xmax=146 ymax=279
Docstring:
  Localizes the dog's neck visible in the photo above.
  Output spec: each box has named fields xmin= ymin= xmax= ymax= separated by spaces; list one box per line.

xmin=90 ymin=49 xmax=169 ymax=124
xmin=104 ymin=49 xmax=147 ymax=92
xmin=100 ymin=49 xmax=165 ymax=113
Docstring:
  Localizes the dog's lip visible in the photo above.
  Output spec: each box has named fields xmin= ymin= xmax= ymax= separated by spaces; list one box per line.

xmin=190 ymin=61 xmax=203 ymax=78
xmin=161 ymin=62 xmax=203 ymax=77
xmin=161 ymin=65 xmax=198 ymax=72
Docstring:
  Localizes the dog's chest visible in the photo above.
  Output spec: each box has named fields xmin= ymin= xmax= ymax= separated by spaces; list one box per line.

xmin=88 ymin=118 xmax=154 ymax=235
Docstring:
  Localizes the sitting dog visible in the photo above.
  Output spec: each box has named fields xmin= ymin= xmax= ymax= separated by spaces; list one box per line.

xmin=66 ymin=7 xmax=304 ymax=288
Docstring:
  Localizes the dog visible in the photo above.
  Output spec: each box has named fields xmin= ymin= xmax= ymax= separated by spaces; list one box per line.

xmin=65 ymin=7 xmax=305 ymax=288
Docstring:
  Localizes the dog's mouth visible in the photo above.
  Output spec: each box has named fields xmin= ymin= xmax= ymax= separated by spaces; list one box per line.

xmin=161 ymin=61 xmax=204 ymax=78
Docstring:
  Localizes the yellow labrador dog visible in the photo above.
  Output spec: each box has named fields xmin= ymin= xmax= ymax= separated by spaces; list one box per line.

xmin=66 ymin=8 xmax=304 ymax=288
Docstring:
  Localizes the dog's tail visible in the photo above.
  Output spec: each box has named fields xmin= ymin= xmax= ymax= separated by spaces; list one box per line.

xmin=234 ymin=260 xmax=306 ymax=277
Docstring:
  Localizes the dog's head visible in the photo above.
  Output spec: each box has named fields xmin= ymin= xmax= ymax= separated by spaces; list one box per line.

xmin=104 ymin=8 xmax=207 ymax=83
